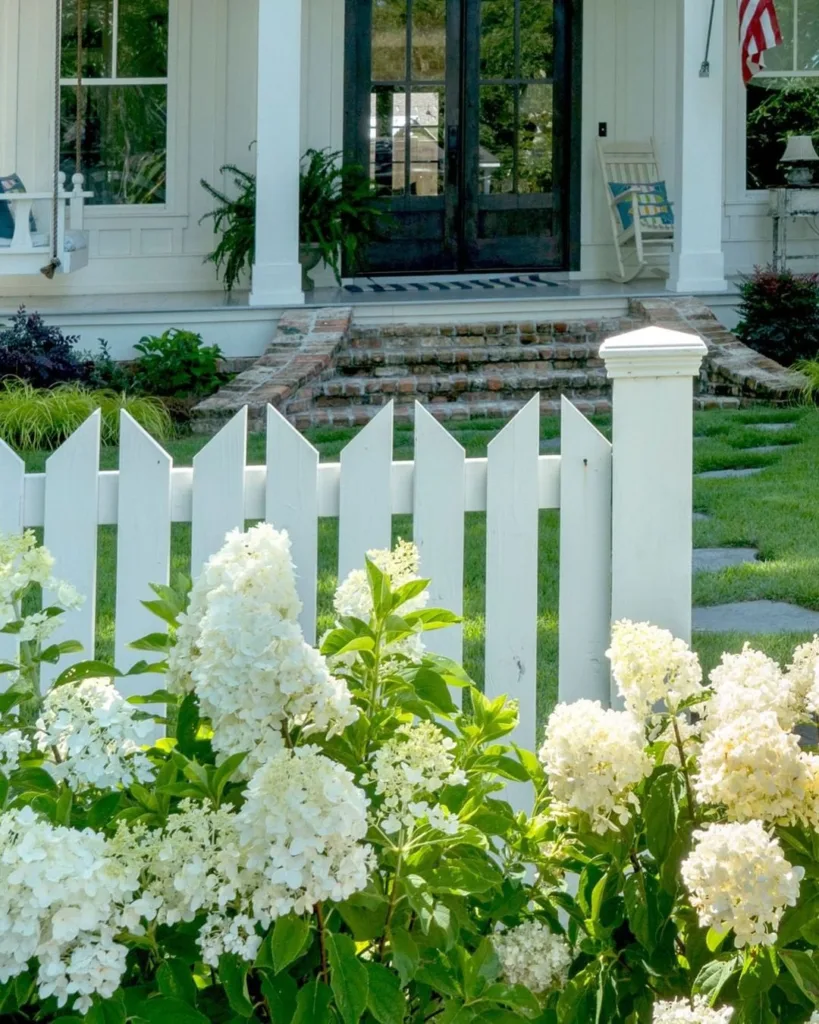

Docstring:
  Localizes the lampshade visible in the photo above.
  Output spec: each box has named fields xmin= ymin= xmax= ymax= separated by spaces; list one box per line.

xmin=781 ymin=135 xmax=819 ymax=163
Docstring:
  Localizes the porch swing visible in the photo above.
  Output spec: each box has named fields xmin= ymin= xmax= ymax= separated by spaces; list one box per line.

xmin=0 ymin=0 xmax=93 ymax=277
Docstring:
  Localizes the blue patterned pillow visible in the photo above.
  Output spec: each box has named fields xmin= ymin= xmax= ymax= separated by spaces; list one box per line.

xmin=0 ymin=174 xmax=37 ymax=236
xmin=609 ymin=181 xmax=673 ymax=231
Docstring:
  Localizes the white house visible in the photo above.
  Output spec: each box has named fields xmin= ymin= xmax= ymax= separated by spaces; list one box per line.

xmin=0 ymin=0 xmax=816 ymax=327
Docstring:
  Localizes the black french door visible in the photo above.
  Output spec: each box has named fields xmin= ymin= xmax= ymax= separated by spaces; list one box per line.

xmin=344 ymin=0 xmax=580 ymax=274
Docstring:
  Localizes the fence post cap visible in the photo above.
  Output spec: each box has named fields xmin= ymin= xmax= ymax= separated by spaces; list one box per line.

xmin=600 ymin=326 xmax=707 ymax=379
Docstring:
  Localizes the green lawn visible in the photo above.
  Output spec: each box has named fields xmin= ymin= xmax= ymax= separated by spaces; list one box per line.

xmin=20 ymin=405 xmax=819 ymax=727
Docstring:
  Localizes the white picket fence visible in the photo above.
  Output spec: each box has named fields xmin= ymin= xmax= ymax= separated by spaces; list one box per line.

xmin=0 ymin=326 xmax=707 ymax=755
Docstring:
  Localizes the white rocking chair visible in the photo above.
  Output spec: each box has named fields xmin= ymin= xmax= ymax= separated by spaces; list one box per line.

xmin=598 ymin=138 xmax=675 ymax=284
xmin=0 ymin=173 xmax=92 ymax=276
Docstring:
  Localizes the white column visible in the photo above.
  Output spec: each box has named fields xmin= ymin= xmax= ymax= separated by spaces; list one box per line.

xmin=600 ymin=327 xmax=707 ymax=701
xmin=669 ymin=0 xmax=728 ymax=293
xmin=249 ymin=0 xmax=305 ymax=307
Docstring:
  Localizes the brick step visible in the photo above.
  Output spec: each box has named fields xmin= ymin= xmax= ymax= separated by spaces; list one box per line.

xmin=335 ymin=343 xmax=601 ymax=375
xmin=290 ymin=396 xmax=615 ymax=430
xmin=348 ymin=318 xmax=644 ymax=350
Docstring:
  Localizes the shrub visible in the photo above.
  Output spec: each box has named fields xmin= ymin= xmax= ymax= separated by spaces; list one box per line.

xmin=200 ymin=164 xmax=256 ymax=293
xmin=794 ymin=356 xmax=819 ymax=403
xmin=80 ymin=339 xmax=135 ymax=393
xmin=736 ymin=265 xmax=819 ymax=365
xmin=131 ymin=328 xmax=226 ymax=398
xmin=0 ymin=378 xmax=172 ymax=449
xmin=0 ymin=306 xmax=85 ymax=386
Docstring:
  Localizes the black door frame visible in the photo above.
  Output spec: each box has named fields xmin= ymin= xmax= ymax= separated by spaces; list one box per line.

xmin=343 ymin=0 xmax=583 ymax=275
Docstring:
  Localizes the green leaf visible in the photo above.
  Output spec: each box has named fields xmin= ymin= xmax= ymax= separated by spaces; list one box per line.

xmin=157 ymin=959 xmax=197 ymax=1005
xmin=480 ymin=983 xmax=541 ymax=1015
xmin=413 ymin=668 xmax=457 ymax=714
xmin=389 ymin=927 xmax=419 ymax=986
xmin=129 ymin=632 xmax=172 ymax=652
xmin=127 ymin=689 xmax=178 ymax=705
xmin=779 ymin=949 xmax=819 ymax=1005
xmin=127 ymin=996 xmax=209 ymax=1024
xmin=292 ymin=979 xmax=332 ymax=1024
xmin=219 ymin=953 xmax=254 ymax=1017
xmin=260 ymin=971 xmax=297 ymax=1023
xmin=463 ymin=938 xmax=500 ymax=999
xmin=428 ymin=858 xmax=503 ymax=895
xmin=83 ymin=995 xmax=126 ymax=1024
xmin=739 ymin=947 xmax=778 ymax=999
xmin=706 ymin=928 xmax=729 ymax=953
xmin=327 ymin=932 xmax=369 ymax=1024
xmin=403 ymin=608 xmax=462 ymax=631
xmin=142 ymin=598 xmax=182 ymax=628
xmin=53 ymin=660 xmax=120 ymax=687
xmin=623 ymin=871 xmax=658 ymax=954
xmin=212 ymin=752 xmax=249 ymax=800
xmin=365 ymin=963 xmax=406 ymax=1024
xmin=512 ymin=744 xmax=545 ymax=785
xmin=366 ymin=558 xmax=391 ymax=617
xmin=10 ymin=766 xmax=57 ymax=793
xmin=271 ymin=913 xmax=312 ymax=974
xmin=643 ymin=767 xmax=681 ymax=863
xmin=176 ymin=693 xmax=201 ymax=757
xmin=693 ymin=956 xmax=741 ymax=1006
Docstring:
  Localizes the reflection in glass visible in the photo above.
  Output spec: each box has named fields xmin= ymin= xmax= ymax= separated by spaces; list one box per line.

xmin=370 ymin=88 xmax=407 ymax=195
xmin=479 ymin=86 xmax=515 ymax=192
xmin=762 ymin=0 xmax=794 ymax=70
xmin=117 ymin=0 xmax=169 ymax=77
xmin=746 ymin=78 xmax=819 ymax=188
xmin=61 ymin=85 xmax=167 ymax=204
xmin=62 ymin=0 xmax=114 ymax=79
xmin=519 ymin=0 xmax=554 ymax=79
xmin=373 ymin=0 xmax=408 ymax=80
xmin=798 ymin=0 xmax=819 ymax=70
xmin=480 ymin=0 xmax=515 ymax=79
xmin=412 ymin=0 xmax=446 ymax=79
xmin=409 ymin=90 xmax=445 ymax=194
xmin=518 ymin=83 xmax=553 ymax=192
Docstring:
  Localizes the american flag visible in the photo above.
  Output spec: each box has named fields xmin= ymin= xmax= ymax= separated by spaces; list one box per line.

xmin=738 ymin=0 xmax=783 ymax=82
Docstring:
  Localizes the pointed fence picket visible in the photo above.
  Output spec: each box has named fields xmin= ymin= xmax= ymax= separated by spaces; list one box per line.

xmin=0 ymin=440 xmax=24 ymax=667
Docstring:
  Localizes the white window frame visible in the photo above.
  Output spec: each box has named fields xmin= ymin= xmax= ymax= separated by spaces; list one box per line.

xmin=59 ymin=0 xmax=191 ymax=219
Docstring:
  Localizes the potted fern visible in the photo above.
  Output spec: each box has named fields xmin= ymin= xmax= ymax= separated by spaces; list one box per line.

xmin=201 ymin=150 xmax=386 ymax=293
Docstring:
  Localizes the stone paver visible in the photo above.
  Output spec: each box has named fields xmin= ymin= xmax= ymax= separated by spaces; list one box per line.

xmin=695 ymin=467 xmax=765 ymax=480
xmin=740 ymin=444 xmax=799 ymax=455
xmin=747 ymin=422 xmax=797 ymax=432
xmin=693 ymin=600 xmax=819 ymax=633
xmin=693 ymin=548 xmax=758 ymax=573
xmin=540 ymin=437 xmax=560 ymax=453
xmin=693 ymin=512 xmax=710 ymax=522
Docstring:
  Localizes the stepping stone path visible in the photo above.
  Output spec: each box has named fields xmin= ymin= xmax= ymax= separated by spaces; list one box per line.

xmin=693 ymin=601 xmax=819 ymax=634
xmin=693 ymin=548 xmax=758 ymax=573
xmin=692 ymin=512 xmax=710 ymax=522
xmin=540 ymin=437 xmax=560 ymax=453
xmin=695 ymin=467 xmax=765 ymax=480
xmin=747 ymin=422 xmax=797 ymax=432
xmin=740 ymin=444 xmax=798 ymax=455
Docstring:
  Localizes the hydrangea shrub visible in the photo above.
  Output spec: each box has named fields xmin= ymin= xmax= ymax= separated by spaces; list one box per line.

xmin=3 ymin=527 xmax=819 ymax=1023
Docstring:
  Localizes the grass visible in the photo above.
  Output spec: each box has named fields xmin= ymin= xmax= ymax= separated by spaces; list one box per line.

xmin=19 ymin=405 xmax=819 ymax=729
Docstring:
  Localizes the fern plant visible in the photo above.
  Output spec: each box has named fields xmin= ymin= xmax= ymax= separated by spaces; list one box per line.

xmin=200 ymin=165 xmax=256 ymax=293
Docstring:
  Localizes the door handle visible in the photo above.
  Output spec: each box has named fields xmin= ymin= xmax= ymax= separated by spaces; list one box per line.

xmin=447 ymin=125 xmax=459 ymax=187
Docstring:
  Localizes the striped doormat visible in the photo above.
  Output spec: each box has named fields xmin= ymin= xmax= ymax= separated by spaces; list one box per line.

xmin=344 ymin=273 xmax=563 ymax=295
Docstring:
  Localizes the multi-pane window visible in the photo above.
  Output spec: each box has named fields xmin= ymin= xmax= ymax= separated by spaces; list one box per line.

xmin=60 ymin=0 xmax=169 ymax=206
xmin=746 ymin=0 xmax=819 ymax=188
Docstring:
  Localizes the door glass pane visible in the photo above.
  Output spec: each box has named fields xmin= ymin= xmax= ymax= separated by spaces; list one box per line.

xmin=373 ymin=0 xmax=408 ymax=80
xmin=61 ymin=84 xmax=167 ymax=204
xmin=62 ymin=0 xmax=114 ymax=79
xmin=117 ymin=0 xmax=169 ymax=78
xmin=518 ymin=83 xmax=553 ymax=192
xmin=480 ymin=0 xmax=516 ymax=79
xmin=409 ymin=89 xmax=445 ymax=194
xmin=412 ymin=0 xmax=446 ymax=79
xmin=519 ymin=0 xmax=554 ymax=79
xmin=797 ymin=0 xmax=819 ymax=70
xmin=479 ymin=86 xmax=515 ymax=192
xmin=370 ymin=88 xmax=407 ymax=194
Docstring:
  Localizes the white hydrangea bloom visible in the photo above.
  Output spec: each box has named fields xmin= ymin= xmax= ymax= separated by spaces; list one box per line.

xmin=694 ymin=709 xmax=810 ymax=824
xmin=788 ymin=636 xmax=819 ymax=716
xmin=652 ymin=997 xmax=733 ymax=1023
xmin=237 ymin=745 xmax=372 ymax=921
xmin=35 ymin=678 xmax=155 ymax=791
xmin=168 ymin=524 xmax=357 ymax=775
xmin=539 ymin=700 xmax=652 ymax=833
xmin=681 ymin=821 xmax=803 ymax=947
xmin=365 ymin=721 xmax=466 ymax=835
xmin=0 ymin=806 xmax=142 ymax=1013
xmin=706 ymin=645 xmax=797 ymax=731
xmin=198 ymin=912 xmax=262 ymax=968
xmin=809 ymin=1013 xmax=819 ymax=1024
xmin=0 ymin=728 xmax=31 ymax=772
xmin=0 ymin=530 xmax=83 ymax=630
xmin=493 ymin=921 xmax=572 ymax=995
xmin=607 ymin=620 xmax=703 ymax=718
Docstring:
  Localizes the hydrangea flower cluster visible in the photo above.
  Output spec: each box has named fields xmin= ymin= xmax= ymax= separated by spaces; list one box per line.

xmin=35 ymin=677 xmax=155 ymax=791
xmin=652 ymin=997 xmax=733 ymax=1023
xmin=681 ymin=821 xmax=803 ymax=947
xmin=0 ymin=727 xmax=31 ymax=772
xmin=0 ymin=530 xmax=82 ymax=631
xmin=539 ymin=699 xmax=652 ymax=833
xmin=607 ymin=619 xmax=703 ymax=718
xmin=365 ymin=721 xmax=466 ymax=835
xmin=492 ymin=920 xmax=572 ymax=995
xmin=236 ymin=745 xmax=372 ymax=920
xmin=788 ymin=636 xmax=819 ymax=715
xmin=0 ymin=806 xmax=142 ymax=1013
xmin=168 ymin=524 xmax=357 ymax=775
xmin=706 ymin=645 xmax=798 ymax=732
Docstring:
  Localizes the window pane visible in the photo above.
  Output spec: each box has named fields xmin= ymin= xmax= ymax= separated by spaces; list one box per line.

xmin=373 ymin=0 xmax=407 ymax=81
xmin=412 ymin=0 xmax=446 ymax=80
xmin=409 ymin=89 xmax=444 ymax=194
xmin=480 ymin=0 xmax=516 ymax=79
xmin=61 ymin=85 xmax=167 ymax=204
xmin=62 ymin=0 xmax=114 ymax=79
xmin=519 ymin=0 xmax=554 ymax=80
xmin=762 ymin=0 xmax=794 ymax=71
xmin=797 ymin=0 xmax=819 ymax=70
xmin=117 ymin=0 xmax=169 ymax=77
xmin=746 ymin=78 xmax=819 ymax=188
xmin=518 ymin=82 xmax=553 ymax=192
xmin=370 ymin=88 xmax=407 ymax=194
xmin=479 ymin=85 xmax=515 ymax=192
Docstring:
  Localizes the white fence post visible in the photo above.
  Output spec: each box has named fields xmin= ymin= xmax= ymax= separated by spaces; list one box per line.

xmin=601 ymin=326 xmax=707 ymax=702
